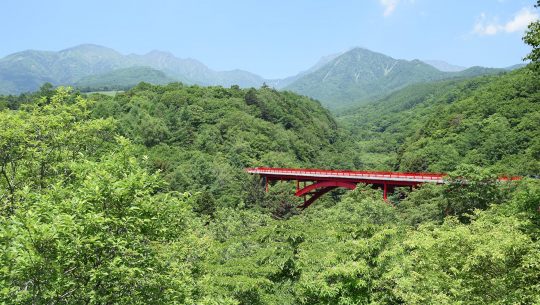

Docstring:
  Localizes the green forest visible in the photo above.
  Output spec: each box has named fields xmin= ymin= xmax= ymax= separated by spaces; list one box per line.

xmin=1 ymin=5 xmax=540 ymax=305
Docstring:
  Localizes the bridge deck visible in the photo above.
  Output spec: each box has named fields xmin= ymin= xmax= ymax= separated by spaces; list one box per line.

xmin=246 ymin=167 xmax=446 ymax=184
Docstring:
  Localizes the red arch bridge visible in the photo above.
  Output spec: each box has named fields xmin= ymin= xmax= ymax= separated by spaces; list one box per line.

xmin=245 ymin=167 xmax=519 ymax=209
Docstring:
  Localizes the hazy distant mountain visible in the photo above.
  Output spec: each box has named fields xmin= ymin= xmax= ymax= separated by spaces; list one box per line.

xmin=0 ymin=44 xmax=267 ymax=94
xmin=422 ymin=60 xmax=467 ymax=72
xmin=423 ymin=60 xmax=526 ymax=73
xmin=125 ymin=50 xmax=266 ymax=87
xmin=0 ymin=45 xmax=126 ymax=94
xmin=285 ymin=48 xmax=505 ymax=109
xmin=75 ymin=66 xmax=177 ymax=91
xmin=505 ymin=63 xmax=527 ymax=70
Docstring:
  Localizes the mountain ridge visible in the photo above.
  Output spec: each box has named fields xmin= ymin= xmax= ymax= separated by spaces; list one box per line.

xmin=285 ymin=47 xmax=506 ymax=109
xmin=0 ymin=44 xmax=268 ymax=93
xmin=0 ymin=44 xmax=518 ymax=110
xmin=422 ymin=60 xmax=467 ymax=72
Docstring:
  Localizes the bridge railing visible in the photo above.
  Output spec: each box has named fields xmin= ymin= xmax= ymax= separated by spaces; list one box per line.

xmin=246 ymin=167 xmax=447 ymax=181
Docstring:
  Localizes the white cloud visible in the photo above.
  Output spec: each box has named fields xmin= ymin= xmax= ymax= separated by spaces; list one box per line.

xmin=379 ymin=0 xmax=399 ymax=17
xmin=473 ymin=8 xmax=539 ymax=36
xmin=504 ymin=8 xmax=538 ymax=32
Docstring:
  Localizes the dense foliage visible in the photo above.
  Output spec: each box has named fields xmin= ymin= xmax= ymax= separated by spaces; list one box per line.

xmin=0 ymin=78 xmax=538 ymax=304
xmin=87 ymin=83 xmax=362 ymax=218
xmin=524 ymin=1 xmax=540 ymax=71
xmin=339 ymin=68 xmax=540 ymax=176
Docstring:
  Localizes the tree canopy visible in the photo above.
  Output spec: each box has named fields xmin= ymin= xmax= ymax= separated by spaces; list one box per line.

xmin=0 ymin=81 xmax=538 ymax=304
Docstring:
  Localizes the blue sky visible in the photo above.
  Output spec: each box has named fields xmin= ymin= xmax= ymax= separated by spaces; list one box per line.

xmin=0 ymin=0 xmax=538 ymax=78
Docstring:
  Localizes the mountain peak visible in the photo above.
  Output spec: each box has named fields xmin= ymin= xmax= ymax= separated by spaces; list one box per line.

xmin=145 ymin=50 xmax=176 ymax=58
xmin=60 ymin=44 xmax=118 ymax=54
xmin=347 ymin=47 xmax=374 ymax=53
xmin=345 ymin=47 xmax=389 ymax=57
xmin=284 ymin=47 xmax=499 ymax=109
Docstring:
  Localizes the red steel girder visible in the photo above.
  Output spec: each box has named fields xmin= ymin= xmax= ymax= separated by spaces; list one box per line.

xmin=298 ymin=186 xmax=337 ymax=209
xmin=295 ymin=180 xmax=357 ymax=197
xmin=265 ymin=175 xmax=425 ymax=187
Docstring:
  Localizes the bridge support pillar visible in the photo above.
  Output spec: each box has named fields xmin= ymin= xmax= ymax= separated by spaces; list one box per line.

xmin=383 ymin=183 xmax=397 ymax=201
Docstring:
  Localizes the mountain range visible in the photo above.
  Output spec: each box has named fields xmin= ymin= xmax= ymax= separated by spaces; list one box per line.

xmin=283 ymin=49 xmax=511 ymax=108
xmin=0 ymin=44 xmax=522 ymax=109
xmin=0 ymin=44 xmax=267 ymax=92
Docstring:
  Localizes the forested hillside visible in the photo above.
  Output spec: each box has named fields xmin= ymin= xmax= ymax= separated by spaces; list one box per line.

xmin=339 ymin=68 xmax=540 ymax=176
xmin=89 ymin=83 xmax=363 ymax=217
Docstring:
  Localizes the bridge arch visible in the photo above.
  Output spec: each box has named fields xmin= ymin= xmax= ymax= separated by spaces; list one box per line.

xmin=295 ymin=181 xmax=357 ymax=209
xmin=295 ymin=180 xmax=357 ymax=197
